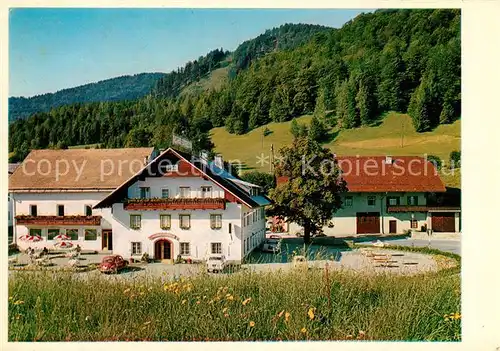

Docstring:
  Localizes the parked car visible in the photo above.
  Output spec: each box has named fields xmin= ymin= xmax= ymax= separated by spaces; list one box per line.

xmin=206 ymin=254 xmax=226 ymax=273
xmin=99 ymin=255 xmax=128 ymax=274
xmin=261 ymin=238 xmax=280 ymax=253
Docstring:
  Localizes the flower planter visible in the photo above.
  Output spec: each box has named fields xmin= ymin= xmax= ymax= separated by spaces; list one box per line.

xmin=124 ymin=198 xmax=226 ymax=211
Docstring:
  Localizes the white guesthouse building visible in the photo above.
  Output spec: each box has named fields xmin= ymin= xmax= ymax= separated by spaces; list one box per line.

xmin=9 ymin=147 xmax=270 ymax=263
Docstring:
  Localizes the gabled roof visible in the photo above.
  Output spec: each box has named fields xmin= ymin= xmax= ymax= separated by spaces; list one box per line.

xmin=93 ymin=148 xmax=271 ymax=209
xmin=8 ymin=163 xmax=20 ymax=175
xmin=9 ymin=148 xmax=155 ymax=192
xmin=278 ymin=156 xmax=446 ymax=193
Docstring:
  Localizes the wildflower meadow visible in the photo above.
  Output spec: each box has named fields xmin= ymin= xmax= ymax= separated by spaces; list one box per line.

xmin=8 ymin=265 xmax=461 ymax=341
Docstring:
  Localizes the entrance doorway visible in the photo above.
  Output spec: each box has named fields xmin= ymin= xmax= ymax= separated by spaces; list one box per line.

xmin=389 ymin=220 xmax=397 ymax=234
xmin=102 ymin=230 xmax=113 ymax=251
xmin=154 ymin=239 xmax=172 ymax=260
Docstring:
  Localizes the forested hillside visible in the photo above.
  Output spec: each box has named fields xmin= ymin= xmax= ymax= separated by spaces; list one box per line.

xmin=9 ymin=9 xmax=461 ymax=163
xmin=229 ymin=23 xmax=331 ymax=74
xmin=9 ymin=73 xmax=165 ymax=121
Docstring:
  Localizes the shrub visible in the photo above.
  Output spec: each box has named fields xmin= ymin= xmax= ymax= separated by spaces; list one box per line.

xmin=426 ymin=155 xmax=442 ymax=170
xmin=449 ymin=150 xmax=461 ymax=169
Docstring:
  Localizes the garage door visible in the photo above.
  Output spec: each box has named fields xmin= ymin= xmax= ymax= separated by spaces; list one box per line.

xmin=356 ymin=212 xmax=380 ymax=234
xmin=432 ymin=213 xmax=455 ymax=232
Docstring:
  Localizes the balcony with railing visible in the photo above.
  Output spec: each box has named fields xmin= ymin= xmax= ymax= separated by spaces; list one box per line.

xmin=15 ymin=215 xmax=102 ymax=226
xmin=123 ymin=198 xmax=226 ymax=211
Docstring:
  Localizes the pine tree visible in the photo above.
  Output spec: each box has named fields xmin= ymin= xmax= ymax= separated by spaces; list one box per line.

xmin=308 ymin=115 xmax=327 ymax=142
xmin=269 ymin=87 xmax=290 ymax=122
xmin=439 ymin=97 xmax=454 ymax=124
xmin=408 ymin=79 xmax=432 ymax=132
xmin=313 ymin=89 xmax=327 ymax=121
xmin=356 ymin=81 xmax=375 ymax=126
xmin=290 ymin=118 xmax=300 ymax=138
xmin=336 ymin=80 xmax=358 ymax=129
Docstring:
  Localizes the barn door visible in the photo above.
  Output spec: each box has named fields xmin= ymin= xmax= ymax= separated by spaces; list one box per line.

xmin=356 ymin=212 xmax=380 ymax=234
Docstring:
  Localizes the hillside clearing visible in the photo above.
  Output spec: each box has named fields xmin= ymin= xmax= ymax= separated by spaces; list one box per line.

xmin=180 ymin=66 xmax=229 ymax=97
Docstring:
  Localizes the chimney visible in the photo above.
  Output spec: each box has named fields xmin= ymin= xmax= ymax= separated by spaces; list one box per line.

xmin=385 ymin=156 xmax=393 ymax=165
xmin=214 ymin=154 xmax=224 ymax=169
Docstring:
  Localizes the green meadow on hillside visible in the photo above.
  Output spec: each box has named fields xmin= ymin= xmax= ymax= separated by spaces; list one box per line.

xmin=211 ymin=112 xmax=461 ymax=187
xmin=180 ymin=66 xmax=230 ymax=97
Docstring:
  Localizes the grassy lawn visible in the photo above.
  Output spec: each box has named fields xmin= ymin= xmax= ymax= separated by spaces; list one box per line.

xmin=211 ymin=112 xmax=461 ymax=187
xmin=9 ymin=266 xmax=460 ymax=341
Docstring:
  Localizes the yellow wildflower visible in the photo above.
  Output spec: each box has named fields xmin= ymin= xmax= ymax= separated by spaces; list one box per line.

xmin=8 ymin=296 xmax=13 ymax=301
xmin=123 ymin=288 xmax=131 ymax=294
xmin=13 ymin=300 xmax=24 ymax=305
xmin=249 ymin=321 xmax=255 ymax=327
xmin=143 ymin=321 xmax=151 ymax=325
xmin=277 ymin=310 xmax=284 ymax=318
xmin=181 ymin=299 xmax=187 ymax=305
xmin=308 ymin=307 xmax=315 ymax=320
xmin=242 ymin=297 xmax=252 ymax=306
xmin=285 ymin=312 xmax=291 ymax=322
xmin=301 ymin=327 xmax=307 ymax=334
xmin=227 ymin=295 xmax=234 ymax=301
xmin=226 ymin=293 xmax=231 ymax=297
xmin=222 ymin=307 xmax=228 ymax=313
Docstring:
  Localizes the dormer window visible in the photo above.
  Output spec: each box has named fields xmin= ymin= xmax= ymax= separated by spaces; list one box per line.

xmin=250 ymin=187 xmax=260 ymax=196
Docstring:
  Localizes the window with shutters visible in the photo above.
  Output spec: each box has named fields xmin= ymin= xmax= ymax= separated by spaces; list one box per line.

xmin=344 ymin=196 xmax=353 ymax=207
xmin=130 ymin=215 xmax=142 ymax=229
xmin=179 ymin=214 xmax=191 ymax=229
xmin=66 ymin=229 xmax=79 ymax=240
xmin=160 ymin=214 xmax=171 ymax=229
xmin=407 ymin=196 xmax=419 ymax=206
xmin=180 ymin=242 xmax=190 ymax=255
xmin=210 ymin=214 xmax=222 ymax=229
xmin=48 ymin=228 xmax=59 ymax=240
xmin=387 ymin=197 xmax=400 ymax=206
xmin=84 ymin=229 xmax=97 ymax=241
xmin=161 ymin=188 xmax=169 ymax=199
xmin=211 ymin=242 xmax=222 ymax=254
xmin=131 ymin=242 xmax=142 ymax=255
xmin=367 ymin=196 xmax=376 ymax=206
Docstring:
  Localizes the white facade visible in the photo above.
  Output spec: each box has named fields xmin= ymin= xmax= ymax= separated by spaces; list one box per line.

xmin=110 ymin=176 xmax=266 ymax=263
xmin=12 ymin=192 xmax=113 ymax=251
xmin=288 ymin=192 xmax=460 ymax=236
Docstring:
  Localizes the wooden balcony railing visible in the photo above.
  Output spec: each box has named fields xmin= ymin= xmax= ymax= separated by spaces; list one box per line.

xmin=15 ymin=215 xmax=102 ymax=226
xmin=124 ymin=198 xmax=226 ymax=211
xmin=386 ymin=206 xmax=460 ymax=213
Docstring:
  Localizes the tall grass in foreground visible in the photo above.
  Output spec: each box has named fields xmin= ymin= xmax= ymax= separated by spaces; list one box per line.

xmin=9 ymin=269 xmax=460 ymax=341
